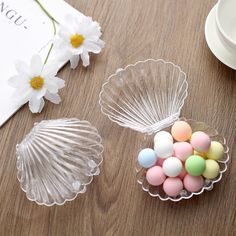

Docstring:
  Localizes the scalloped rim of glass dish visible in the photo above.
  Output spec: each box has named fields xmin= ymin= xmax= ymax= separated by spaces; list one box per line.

xmin=16 ymin=118 xmax=104 ymax=207
xmin=99 ymin=58 xmax=188 ymax=134
xmin=135 ymin=118 xmax=229 ymax=202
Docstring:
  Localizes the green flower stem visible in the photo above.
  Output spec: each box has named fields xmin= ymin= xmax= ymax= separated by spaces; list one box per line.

xmin=44 ymin=20 xmax=56 ymax=65
xmin=35 ymin=0 xmax=59 ymax=64
xmin=43 ymin=40 xmax=54 ymax=65
xmin=35 ymin=0 xmax=59 ymax=24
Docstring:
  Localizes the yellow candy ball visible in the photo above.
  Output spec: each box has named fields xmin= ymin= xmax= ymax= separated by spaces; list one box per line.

xmin=194 ymin=150 xmax=207 ymax=159
xmin=206 ymin=141 xmax=224 ymax=160
xmin=202 ymin=159 xmax=220 ymax=179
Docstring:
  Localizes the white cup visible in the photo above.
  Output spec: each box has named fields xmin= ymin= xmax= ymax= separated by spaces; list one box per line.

xmin=216 ymin=0 xmax=236 ymax=54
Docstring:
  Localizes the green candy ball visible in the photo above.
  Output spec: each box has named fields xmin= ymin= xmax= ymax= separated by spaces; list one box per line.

xmin=185 ymin=155 xmax=206 ymax=176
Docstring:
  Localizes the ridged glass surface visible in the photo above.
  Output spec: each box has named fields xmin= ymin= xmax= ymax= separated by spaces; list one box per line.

xmin=16 ymin=118 xmax=104 ymax=206
xmin=99 ymin=59 xmax=188 ymax=134
xmin=135 ymin=118 xmax=229 ymax=201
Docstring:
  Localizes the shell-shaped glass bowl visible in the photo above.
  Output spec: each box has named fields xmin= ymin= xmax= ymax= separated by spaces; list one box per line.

xmin=16 ymin=118 xmax=104 ymax=206
xmin=136 ymin=118 xmax=229 ymax=201
xmin=99 ymin=59 xmax=188 ymax=134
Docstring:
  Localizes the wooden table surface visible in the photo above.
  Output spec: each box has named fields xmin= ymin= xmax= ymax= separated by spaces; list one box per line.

xmin=1 ymin=0 xmax=236 ymax=235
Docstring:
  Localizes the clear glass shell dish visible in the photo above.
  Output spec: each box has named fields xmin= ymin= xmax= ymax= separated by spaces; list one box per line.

xmin=99 ymin=59 xmax=188 ymax=134
xmin=16 ymin=118 xmax=104 ymax=206
xmin=99 ymin=59 xmax=229 ymax=201
xmin=135 ymin=118 xmax=229 ymax=201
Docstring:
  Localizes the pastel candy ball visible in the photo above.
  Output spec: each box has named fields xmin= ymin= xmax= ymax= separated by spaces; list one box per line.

xmin=185 ymin=155 xmax=206 ymax=176
xmin=163 ymin=177 xmax=183 ymax=197
xmin=190 ymin=131 xmax=211 ymax=152
xmin=154 ymin=131 xmax=173 ymax=144
xmin=183 ymin=174 xmax=204 ymax=192
xmin=194 ymin=150 xmax=207 ymax=159
xmin=156 ymin=158 xmax=165 ymax=166
xmin=202 ymin=159 xmax=220 ymax=179
xmin=146 ymin=166 xmax=166 ymax=186
xmin=138 ymin=148 xmax=157 ymax=168
xmin=174 ymin=142 xmax=193 ymax=161
xmin=154 ymin=139 xmax=173 ymax=158
xmin=178 ymin=166 xmax=187 ymax=179
xmin=206 ymin=141 xmax=224 ymax=160
xmin=171 ymin=121 xmax=192 ymax=142
xmin=163 ymin=157 xmax=182 ymax=177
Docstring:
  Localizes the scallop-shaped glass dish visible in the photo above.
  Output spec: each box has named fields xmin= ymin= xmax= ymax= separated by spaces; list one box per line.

xmin=16 ymin=118 xmax=104 ymax=206
xmin=99 ymin=59 xmax=188 ymax=134
xmin=135 ymin=118 xmax=229 ymax=201
xmin=99 ymin=59 xmax=229 ymax=201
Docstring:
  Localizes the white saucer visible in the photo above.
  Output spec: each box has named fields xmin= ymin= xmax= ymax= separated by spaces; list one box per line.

xmin=205 ymin=4 xmax=236 ymax=70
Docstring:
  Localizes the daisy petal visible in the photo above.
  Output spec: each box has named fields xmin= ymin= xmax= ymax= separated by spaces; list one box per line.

xmin=30 ymin=55 xmax=43 ymax=76
xmin=75 ymin=16 xmax=91 ymax=35
xmin=45 ymin=77 xmax=65 ymax=94
xmin=58 ymin=25 xmax=72 ymax=40
xmin=13 ymin=87 xmax=31 ymax=106
xmin=45 ymin=83 xmax=58 ymax=94
xmin=70 ymin=55 xmax=80 ymax=69
xmin=67 ymin=14 xmax=86 ymax=33
xmin=29 ymin=97 xmax=45 ymax=113
xmin=53 ymin=77 xmax=65 ymax=89
xmin=8 ymin=75 xmax=28 ymax=88
xmin=38 ymin=99 xmax=45 ymax=113
xmin=15 ymin=60 xmax=30 ymax=77
xmin=97 ymin=39 xmax=105 ymax=48
xmin=81 ymin=51 xmax=90 ymax=67
xmin=84 ymin=21 xmax=102 ymax=40
xmin=55 ymin=49 xmax=76 ymax=66
xmin=42 ymin=63 xmax=59 ymax=78
xmin=84 ymin=41 xmax=103 ymax=53
xmin=36 ymin=88 xmax=47 ymax=100
xmin=45 ymin=92 xmax=61 ymax=104
xmin=72 ymin=46 xmax=84 ymax=55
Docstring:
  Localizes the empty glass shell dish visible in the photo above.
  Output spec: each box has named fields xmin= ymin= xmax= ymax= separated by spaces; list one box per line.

xmin=99 ymin=59 xmax=229 ymax=201
xmin=135 ymin=118 xmax=229 ymax=201
xmin=99 ymin=59 xmax=188 ymax=134
xmin=16 ymin=118 xmax=103 ymax=206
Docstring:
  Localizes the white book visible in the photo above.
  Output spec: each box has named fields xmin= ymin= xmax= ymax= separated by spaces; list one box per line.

xmin=0 ymin=0 xmax=83 ymax=127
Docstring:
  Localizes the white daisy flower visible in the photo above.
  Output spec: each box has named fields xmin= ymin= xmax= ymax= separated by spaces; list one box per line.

xmin=54 ymin=14 xmax=105 ymax=69
xmin=8 ymin=55 xmax=65 ymax=113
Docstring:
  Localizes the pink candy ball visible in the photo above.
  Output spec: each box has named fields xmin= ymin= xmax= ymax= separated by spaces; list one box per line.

xmin=156 ymin=158 xmax=165 ymax=166
xmin=146 ymin=166 xmax=166 ymax=186
xmin=191 ymin=131 xmax=211 ymax=152
xmin=163 ymin=177 xmax=183 ymax=197
xmin=183 ymin=174 xmax=204 ymax=192
xmin=173 ymin=142 xmax=193 ymax=161
xmin=178 ymin=165 xmax=187 ymax=179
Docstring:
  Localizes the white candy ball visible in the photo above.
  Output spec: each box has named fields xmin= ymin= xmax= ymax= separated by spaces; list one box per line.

xmin=154 ymin=131 xmax=173 ymax=144
xmin=154 ymin=139 xmax=174 ymax=158
xmin=163 ymin=157 xmax=182 ymax=177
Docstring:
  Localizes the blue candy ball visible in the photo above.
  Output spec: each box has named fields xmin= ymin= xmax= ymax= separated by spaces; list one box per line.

xmin=138 ymin=148 xmax=157 ymax=168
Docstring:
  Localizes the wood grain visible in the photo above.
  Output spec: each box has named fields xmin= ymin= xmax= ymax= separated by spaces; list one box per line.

xmin=0 ymin=0 xmax=236 ymax=235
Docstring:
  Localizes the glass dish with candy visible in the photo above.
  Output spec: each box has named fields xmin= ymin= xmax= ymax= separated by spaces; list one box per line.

xmin=136 ymin=118 xmax=229 ymax=201
xmin=99 ymin=59 xmax=229 ymax=201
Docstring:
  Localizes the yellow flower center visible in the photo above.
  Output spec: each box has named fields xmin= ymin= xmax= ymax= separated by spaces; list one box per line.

xmin=70 ymin=34 xmax=84 ymax=48
xmin=30 ymin=76 xmax=44 ymax=90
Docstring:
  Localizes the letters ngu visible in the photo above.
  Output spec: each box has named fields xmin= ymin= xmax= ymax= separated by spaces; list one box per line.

xmin=0 ymin=1 xmax=27 ymax=29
